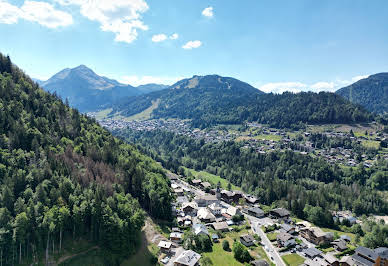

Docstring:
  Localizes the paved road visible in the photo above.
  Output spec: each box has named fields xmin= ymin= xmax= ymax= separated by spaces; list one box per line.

xmin=174 ymin=177 xmax=285 ymax=265
xmin=249 ymin=217 xmax=286 ymax=266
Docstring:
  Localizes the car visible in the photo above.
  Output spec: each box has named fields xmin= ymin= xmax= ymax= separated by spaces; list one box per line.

xmin=161 ymin=256 xmax=170 ymax=264
xmin=270 ymin=256 xmax=274 ymax=260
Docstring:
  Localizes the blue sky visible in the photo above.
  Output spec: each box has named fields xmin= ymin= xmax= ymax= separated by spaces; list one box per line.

xmin=0 ymin=0 xmax=387 ymax=92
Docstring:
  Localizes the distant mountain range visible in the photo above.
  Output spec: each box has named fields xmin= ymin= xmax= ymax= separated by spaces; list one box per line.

xmin=109 ymin=75 xmax=372 ymax=128
xmin=38 ymin=65 xmax=168 ymax=112
xmin=336 ymin=73 xmax=388 ymax=114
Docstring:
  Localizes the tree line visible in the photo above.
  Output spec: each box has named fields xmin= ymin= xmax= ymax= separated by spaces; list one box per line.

xmin=0 ymin=53 xmax=173 ymax=265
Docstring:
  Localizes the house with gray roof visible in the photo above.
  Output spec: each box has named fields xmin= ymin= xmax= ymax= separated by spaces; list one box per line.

xmin=173 ymin=250 xmax=201 ymax=266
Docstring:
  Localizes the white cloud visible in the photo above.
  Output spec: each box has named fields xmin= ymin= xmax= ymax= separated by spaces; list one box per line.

xmin=310 ymin=81 xmax=336 ymax=92
xmin=0 ymin=1 xmax=22 ymax=24
xmin=152 ymin=34 xmax=167 ymax=42
xmin=259 ymin=82 xmax=308 ymax=93
xmin=351 ymin=75 xmax=368 ymax=82
xmin=202 ymin=6 xmax=213 ymax=18
xmin=0 ymin=0 xmax=72 ymax=28
xmin=170 ymin=33 xmax=179 ymax=40
xmin=182 ymin=40 xmax=202 ymax=50
xmin=120 ymin=75 xmax=183 ymax=86
xmin=258 ymin=74 xmax=371 ymax=94
xmin=55 ymin=0 xmax=149 ymax=43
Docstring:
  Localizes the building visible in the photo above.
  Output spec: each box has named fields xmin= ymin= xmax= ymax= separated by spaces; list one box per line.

xmin=197 ymin=208 xmax=216 ymax=223
xmin=174 ymin=188 xmax=184 ymax=196
xmin=331 ymin=239 xmax=348 ymax=251
xmin=182 ymin=202 xmax=198 ymax=216
xmin=192 ymin=223 xmax=209 ymax=236
xmin=194 ymin=194 xmax=218 ymax=207
xmin=158 ymin=240 xmax=172 ymax=253
xmin=324 ymin=254 xmax=340 ymax=266
xmin=300 ymin=227 xmax=334 ymax=245
xmin=200 ymin=181 xmax=211 ymax=190
xmin=210 ymin=222 xmax=229 ymax=232
xmin=374 ymin=247 xmax=388 ymax=266
xmin=170 ymin=232 xmax=183 ymax=243
xmin=211 ymin=233 xmax=219 ymax=242
xmin=303 ymin=247 xmax=323 ymax=259
xmin=174 ymin=250 xmax=201 ymax=266
xmin=280 ymin=223 xmax=295 ymax=234
xmin=352 ymin=246 xmax=382 ymax=266
xmin=220 ymin=190 xmax=235 ymax=202
xmin=207 ymin=202 xmax=222 ymax=216
xmin=247 ymin=207 xmax=265 ymax=218
xmin=240 ymin=234 xmax=255 ymax=247
xmin=191 ymin=179 xmax=202 ymax=186
xmin=244 ymin=195 xmax=259 ymax=205
xmin=269 ymin=208 xmax=290 ymax=220
xmin=277 ymin=232 xmax=295 ymax=247
xmin=226 ymin=206 xmax=242 ymax=217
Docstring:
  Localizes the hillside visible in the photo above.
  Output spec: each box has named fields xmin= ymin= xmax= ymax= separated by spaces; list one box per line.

xmin=40 ymin=65 xmax=167 ymax=112
xmin=110 ymin=75 xmax=372 ymax=129
xmin=336 ymin=73 xmax=388 ymax=114
xmin=0 ymin=53 xmax=172 ymax=265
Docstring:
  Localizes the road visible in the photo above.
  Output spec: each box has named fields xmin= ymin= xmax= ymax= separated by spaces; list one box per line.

xmin=174 ymin=177 xmax=285 ymax=265
xmin=249 ymin=217 xmax=286 ymax=266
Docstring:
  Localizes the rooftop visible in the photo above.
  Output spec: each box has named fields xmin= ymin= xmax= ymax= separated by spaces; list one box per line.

xmin=174 ymin=250 xmax=201 ymax=266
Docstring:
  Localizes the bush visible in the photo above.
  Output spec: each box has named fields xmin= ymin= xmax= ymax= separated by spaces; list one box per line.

xmin=233 ymin=241 xmax=253 ymax=263
xmin=254 ymin=234 xmax=261 ymax=242
xmin=222 ymin=240 xmax=230 ymax=251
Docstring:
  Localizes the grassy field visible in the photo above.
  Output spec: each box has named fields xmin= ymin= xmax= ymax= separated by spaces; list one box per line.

xmin=202 ymin=241 xmax=245 ymax=266
xmin=121 ymin=232 xmax=159 ymax=266
xmin=266 ymin=232 xmax=278 ymax=242
xmin=125 ymin=99 xmax=160 ymax=121
xmin=254 ymin=134 xmax=282 ymax=141
xmin=321 ymin=228 xmax=357 ymax=244
xmin=184 ymin=167 xmax=241 ymax=190
xmin=93 ymin=108 xmax=112 ymax=120
xmin=282 ymin=254 xmax=305 ymax=266
xmin=361 ymin=140 xmax=380 ymax=149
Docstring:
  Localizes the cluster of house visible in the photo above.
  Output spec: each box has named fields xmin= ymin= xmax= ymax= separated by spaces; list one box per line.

xmin=301 ymin=246 xmax=388 ymax=266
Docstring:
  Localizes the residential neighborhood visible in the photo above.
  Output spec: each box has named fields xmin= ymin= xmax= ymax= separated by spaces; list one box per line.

xmin=145 ymin=172 xmax=388 ymax=266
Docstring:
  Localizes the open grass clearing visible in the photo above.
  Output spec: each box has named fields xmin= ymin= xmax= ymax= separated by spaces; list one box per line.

xmin=184 ymin=167 xmax=241 ymax=190
xmin=282 ymin=253 xmax=305 ymax=266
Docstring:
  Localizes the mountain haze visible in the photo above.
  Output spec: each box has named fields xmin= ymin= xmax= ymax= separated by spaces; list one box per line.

xmin=336 ymin=73 xmax=388 ymax=114
xmin=39 ymin=65 xmax=167 ymax=112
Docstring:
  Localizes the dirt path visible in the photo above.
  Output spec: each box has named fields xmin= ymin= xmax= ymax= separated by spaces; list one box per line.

xmin=55 ymin=246 xmax=99 ymax=265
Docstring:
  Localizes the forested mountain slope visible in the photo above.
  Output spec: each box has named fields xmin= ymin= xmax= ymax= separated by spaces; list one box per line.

xmin=336 ymin=73 xmax=388 ymax=114
xmin=0 ymin=53 xmax=172 ymax=265
xmin=115 ymin=129 xmax=388 ymax=223
xmin=110 ymin=75 xmax=372 ymax=129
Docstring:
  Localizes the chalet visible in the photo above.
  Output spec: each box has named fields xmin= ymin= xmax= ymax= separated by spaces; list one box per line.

xmin=247 ymin=207 xmax=264 ymax=218
xmin=276 ymin=232 xmax=295 ymax=247
xmin=192 ymin=224 xmax=209 ymax=236
xmin=167 ymin=172 xmax=179 ymax=181
xmin=211 ymin=233 xmax=219 ymax=243
xmin=207 ymin=202 xmax=222 ymax=216
xmin=174 ymin=250 xmax=201 ymax=266
xmin=197 ymin=208 xmax=216 ymax=223
xmin=200 ymin=181 xmax=211 ymax=190
xmin=174 ymin=188 xmax=184 ymax=196
xmin=220 ymin=190 xmax=235 ymax=202
xmin=170 ymin=232 xmax=183 ymax=243
xmin=324 ymin=254 xmax=339 ymax=266
xmin=194 ymin=194 xmax=218 ymax=207
xmin=158 ymin=240 xmax=172 ymax=253
xmin=210 ymin=222 xmax=229 ymax=232
xmin=331 ymin=239 xmax=348 ymax=251
xmin=374 ymin=247 xmax=388 ymax=265
xmin=233 ymin=190 xmax=244 ymax=202
xmin=240 ymin=234 xmax=255 ymax=247
xmin=244 ymin=194 xmax=259 ymax=205
xmin=303 ymin=247 xmax=323 ymax=259
xmin=300 ymin=227 xmax=333 ymax=245
xmin=340 ymin=235 xmax=351 ymax=242
xmin=280 ymin=223 xmax=295 ymax=234
xmin=269 ymin=208 xmax=290 ymax=220
xmin=352 ymin=246 xmax=382 ymax=266
xmin=177 ymin=216 xmax=192 ymax=227
xmin=191 ymin=179 xmax=202 ymax=186
xmin=226 ymin=206 xmax=242 ymax=217
xmin=182 ymin=202 xmax=198 ymax=216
